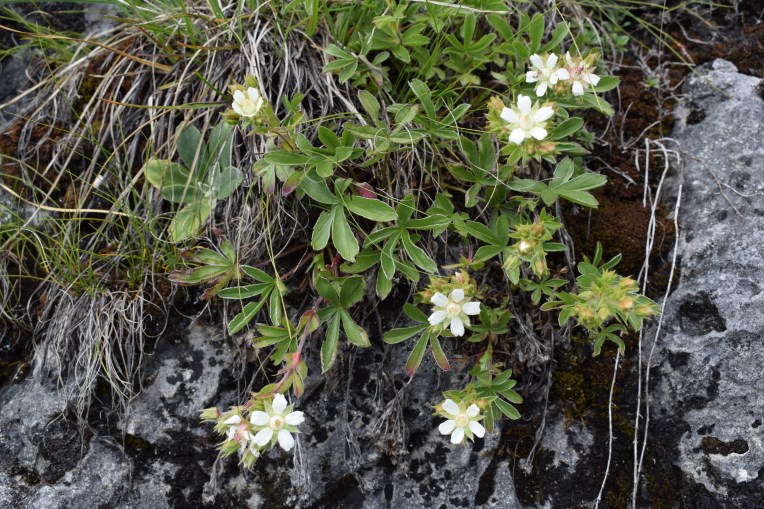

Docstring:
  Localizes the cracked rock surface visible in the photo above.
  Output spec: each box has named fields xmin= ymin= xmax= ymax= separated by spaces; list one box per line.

xmin=651 ymin=59 xmax=764 ymax=504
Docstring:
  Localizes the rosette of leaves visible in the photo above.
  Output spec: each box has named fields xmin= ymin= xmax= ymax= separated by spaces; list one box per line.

xmin=144 ymin=122 xmax=241 ymax=241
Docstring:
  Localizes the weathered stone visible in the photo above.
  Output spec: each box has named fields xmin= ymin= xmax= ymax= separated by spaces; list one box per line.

xmin=651 ymin=59 xmax=764 ymax=503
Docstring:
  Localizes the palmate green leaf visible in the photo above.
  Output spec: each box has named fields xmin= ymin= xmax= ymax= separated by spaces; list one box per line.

xmin=376 ymin=267 xmax=392 ymax=299
xmin=321 ymin=311 xmax=341 ymax=373
xmin=214 ymin=164 xmax=242 ymax=200
xmin=301 ymin=172 xmax=340 ymax=205
xmin=549 ymin=117 xmax=584 ymax=141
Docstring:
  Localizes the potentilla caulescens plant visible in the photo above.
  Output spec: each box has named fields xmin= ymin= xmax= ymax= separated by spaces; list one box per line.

xmin=186 ymin=8 xmax=658 ymax=469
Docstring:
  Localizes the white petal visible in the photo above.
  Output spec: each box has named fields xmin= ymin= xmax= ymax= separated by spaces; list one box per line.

xmin=226 ymin=428 xmax=237 ymax=440
xmin=429 ymin=310 xmax=448 ymax=326
xmin=285 ymin=411 xmax=304 ymax=426
xmin=529 ymin=54 xmax=543 ymax=69
xmin=500 ymin=107 xmax=519 ymax=124
xmin=450 ymin=316 xmax=465 ymax=337
xmin=587 ymin=73 xmax=601 ymax=86
xmin=439 ymin=420 xmax=457 ymax=435
xmin=277 ymin=429 xmax=295 ymax=451
xmin=555 ymin=68 xmax=570 ymax=81
xmin=272 ymin=394 xmax=288 ymax=415
xmin=223 ymin=415 xmax=242 ymax=426
xmin=466 ymin=404 xmax=480 ymax=417
xmin=231 ymin=102 xmax=243 ymax=116
xmin=233 ymin=90 xmax=245 ymax=103
xmin=451 ymin=427 xmax=465 ymax=444
xmin=546 ymin=53 xmax=558 ymax=68
xmin=535 ymin=81 xmax=548 ymax=97
xmin=431 ymin=292 xmax=449 ymax=307
xmin=572 ymin=81 xmax=584 ymax=97
xmin=468 ymin=420 xmax=486 ymax=438
xmin=533 ymin=106 xmax=555 ymax=122
xmin=565 ymin=52 xmax=574 ymax=67
xmin=530 ymin=127 xmax=548 ymax=140
xmin=462 ymin=302 xmax=481 ymax=315
xmin=253 ymin=427 xmax=273 ymax=447
xmin=442 ymin=399 xmax=460 ymax=417
xmin=525 ymin=71 xmax=539 ymax=83
xmin=509 ymin=129 xmax=526 ymax=145
xmin=517 ymin=95 xmax=531 ymax=114
xmin=247 ymin=87 xmax=261 ymax=102
xmin=249 ymin=411 xmax=269 ymax=426
xmin=450 ymin=289 xmax=464 ymax=303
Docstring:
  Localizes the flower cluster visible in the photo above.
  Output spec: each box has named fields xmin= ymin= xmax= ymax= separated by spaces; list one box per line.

xmin=202 ymin=394 xmax=304 ymax=468
xmin=526 ymin=52 xmax=601 ymax=97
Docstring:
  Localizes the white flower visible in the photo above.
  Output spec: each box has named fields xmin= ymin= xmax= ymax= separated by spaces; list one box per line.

xmin=518 ymin=240 xmax=533 ymax=254
xmin=428 ymin=288 xmax=481 ymax=337
xmin=232 ymin=87 xmax=265 ymax=118
xmin=564 ymin=52 xmax=601 ymax=97
xmin=438 ymin=399 xmax=486 ymax=444
xmin=500 ymin=95 xmax=555 ymax=145
xmin=223 ymin=415 xmax=253 ymax=454
xmin=526 ymin=54 xmax=570 ymax=97
xmin=249 ymin=394 xmax=304 ymax=451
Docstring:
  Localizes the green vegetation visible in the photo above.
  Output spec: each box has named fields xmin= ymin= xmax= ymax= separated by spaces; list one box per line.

xmin=0 ymin=0 xmax=684 ymax=471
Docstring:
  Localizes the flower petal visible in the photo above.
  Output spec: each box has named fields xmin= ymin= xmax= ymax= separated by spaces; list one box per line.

xmin=429 ymin=310 xmax=448 ymax=326
xmin=277 ymin=429 xmax=295 ymax=451
xmin=247 ymin=87 xmax=261 ymax=102
xmin=442 ymin=399 xmax=460 ymax=417
xmin=565 ymin=52 xmax=574 ymax=67
xmin=500 ymin=107 xmax=519 ymax=124
xmin=431 ymin=292 xmax=449 ymax=307
xmin=517 ymin=95 xmax=532 ymax=114
xmin=468 ymin=420 xmax=486 ymax=438
xmin=450 ymin=316 xmax=465 ymax=337
xmin=535 ymin=81 xmax=548 ymax=97
xmin=439 ymin=420 xmax=457 ymax=435
xmin=450 ymin=427 xmax=465 ymax=444
xmin=530 ymin=127 xmax=548 ymax=140
xmin=232 ymin=102 xmax=243 ymax=116
xmin=572 ymin=81 xmax=584 ymax=97
xmin=525 ymin=71 xmax=539 ymax=83
xmin=466 ymin=404 xmax=480 ymax=417
xmin=223 ymin=415 xmax=242 ymax=426
xmin=272 ymin=394 xmax=288 ymax=415
xmin=529 ymin=54 xmax=543 ymax=69
xmin=249 ymin=411 xmax=269 ymax=426
xmin=509 ymin=129 xmax=526 ymax=145
xmin=285 ymin=411 xmax=304 ymax=426
xmin=555 ymin=68 xmax=570 ymax=81
xmin=450 ymin=289 xmax=464 ymax=303
xmin=253 ymin=427 xmax=273 ymax=447
xmin=546 ymin=53 xmax=558 ymax=68
xmin=587 ymin=73 xmax=601 ymax=86
xmin=462 ymin=302 xmax=480 ymax=315
xmin=233 ymin=90 xmax=245 ymax=103
xmin=533 ymin=106 xmax=555 ymax=122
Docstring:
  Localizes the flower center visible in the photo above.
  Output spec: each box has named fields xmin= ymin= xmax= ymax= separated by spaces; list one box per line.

xmin=455 ymin=413 xmax=470 ymax=428
xmin=269 ymin=415 xmax=286 ymax=431
xmin=445 ymin=302 xmax=462 ymax=317
xmin=240 ymin=98 xmax=256 ymax=115
xmin=518 ymin=113 xmax=535 ymax=131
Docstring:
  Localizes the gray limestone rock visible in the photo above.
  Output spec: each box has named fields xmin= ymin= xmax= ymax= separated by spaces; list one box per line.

xmin=651 ymin=59 xmax=764 ymax=503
